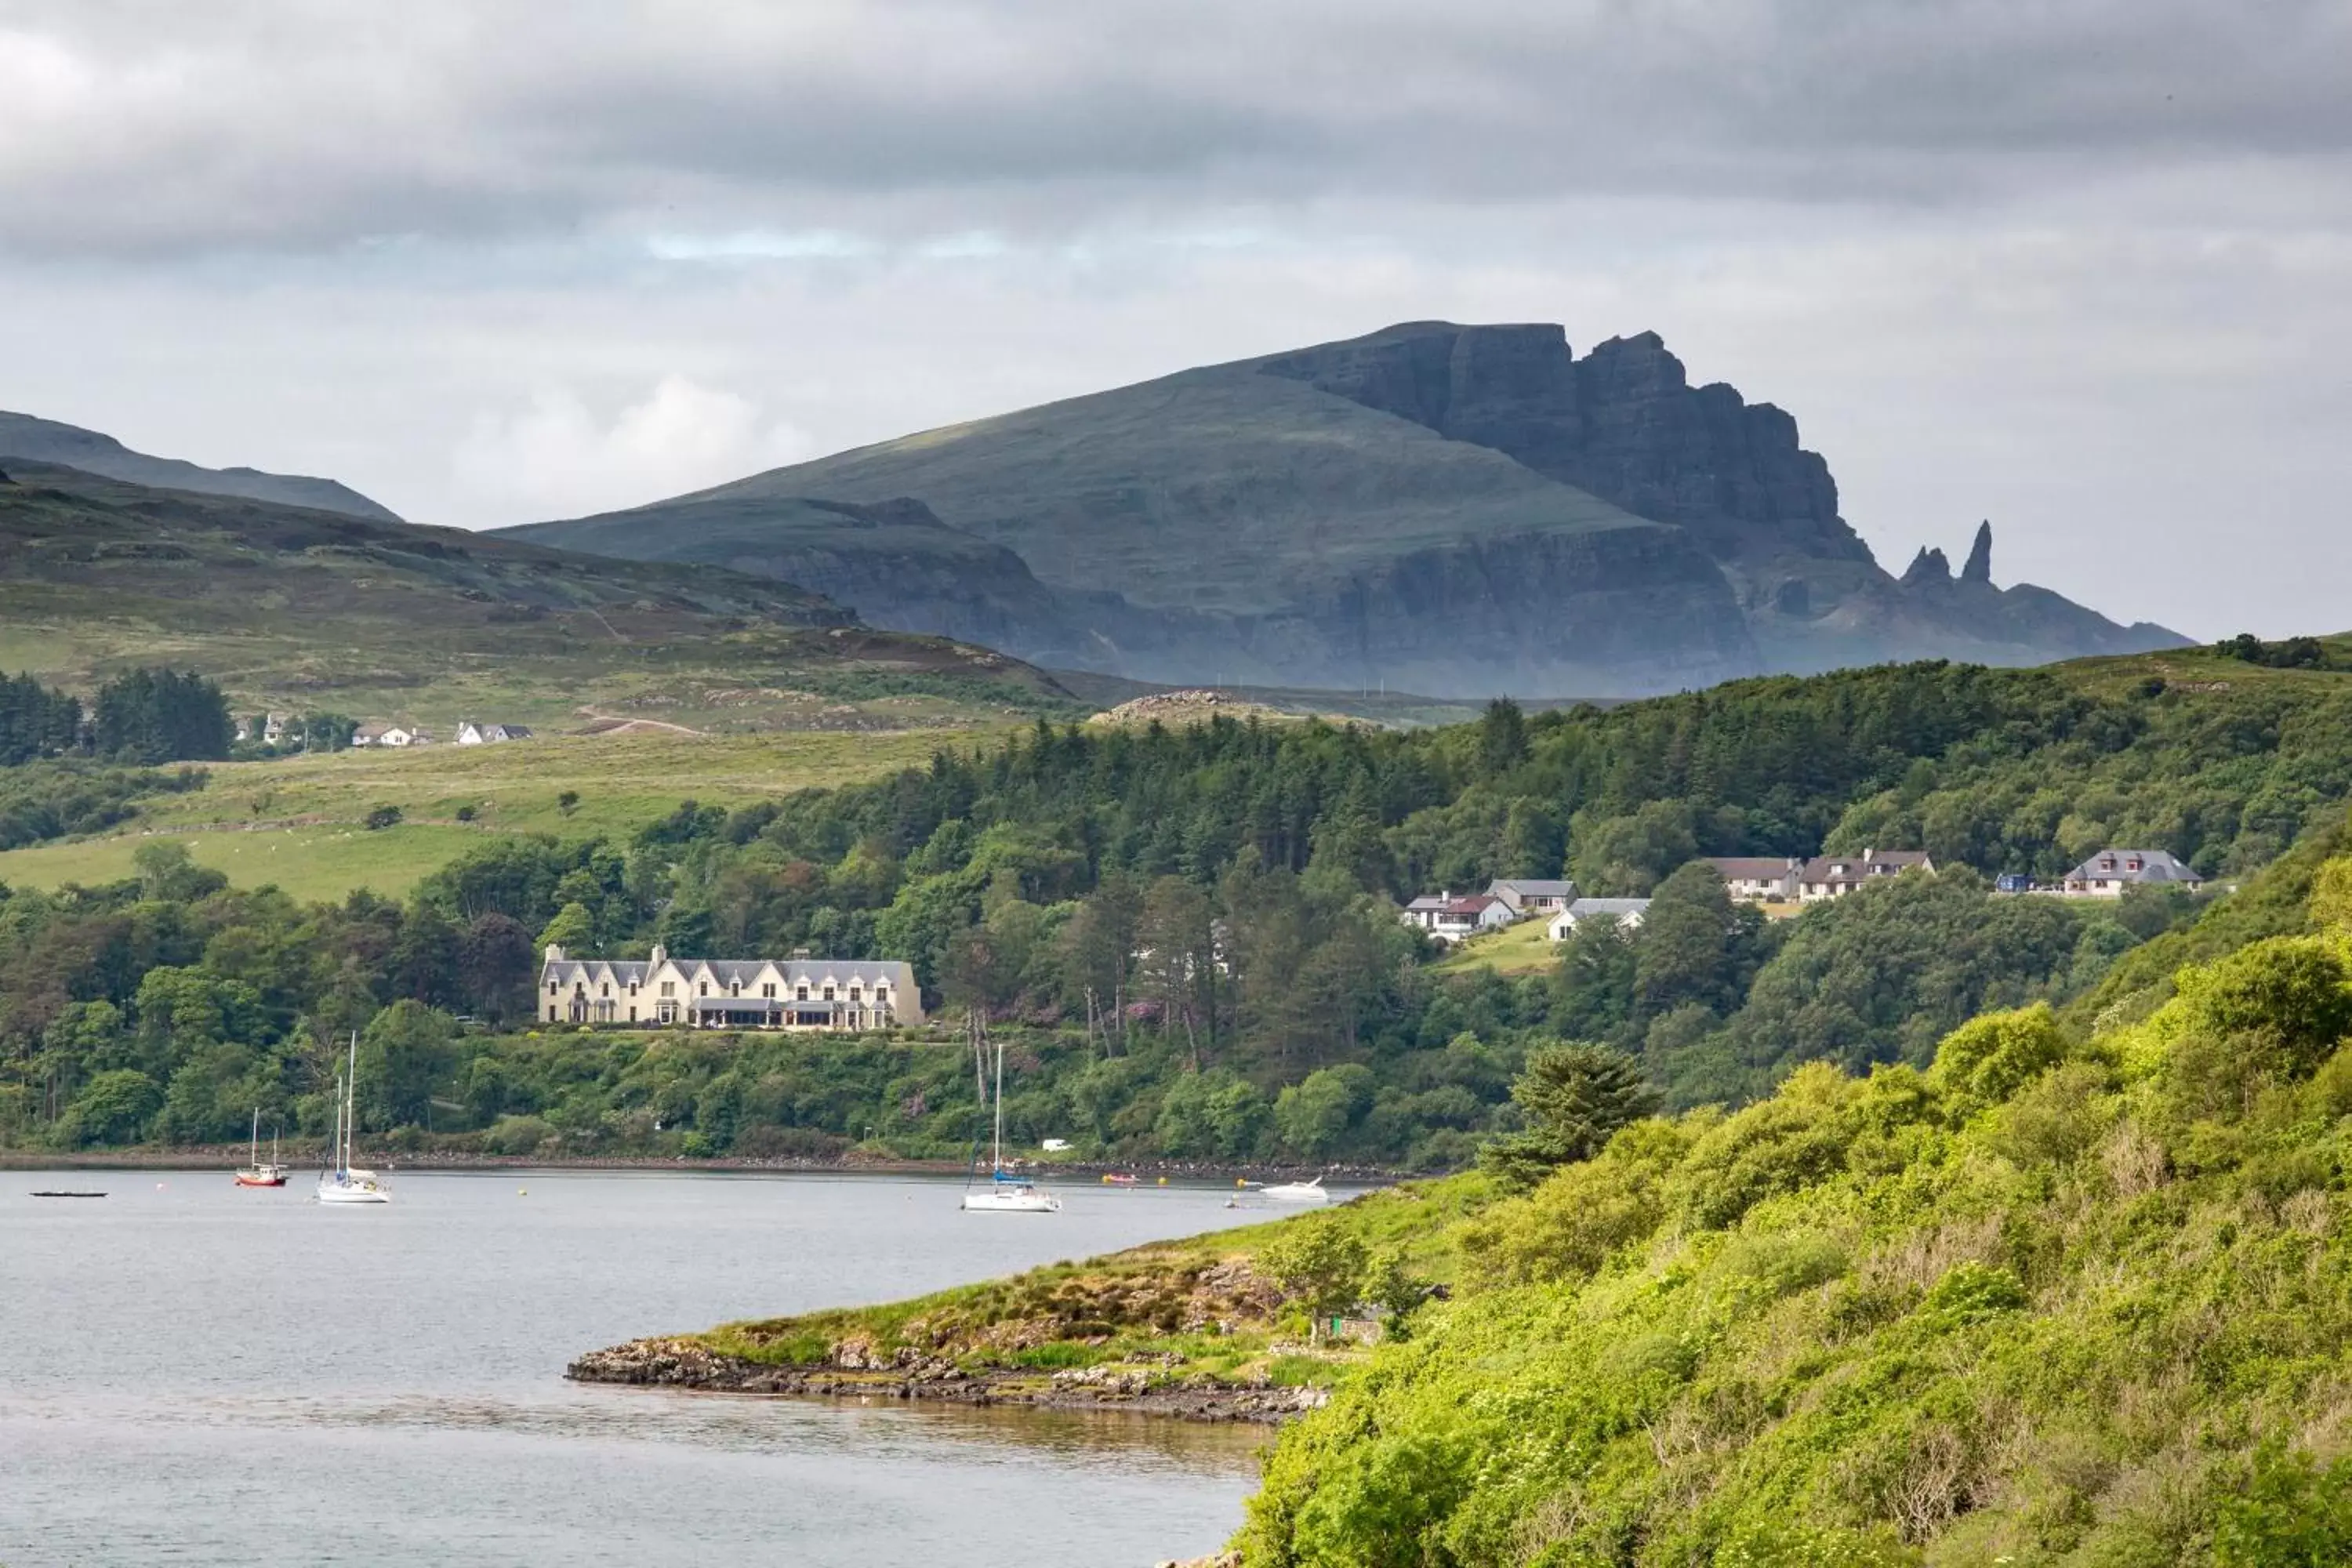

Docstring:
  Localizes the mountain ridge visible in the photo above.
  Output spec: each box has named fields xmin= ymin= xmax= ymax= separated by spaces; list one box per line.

xmin=499 ymin=319 xmax=2188 ymax=695
xmin=0 ymin=409 xmax=401 ymax=522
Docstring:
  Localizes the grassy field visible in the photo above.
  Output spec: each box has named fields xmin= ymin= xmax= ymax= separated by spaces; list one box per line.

xmin=1428 ymin=917 xmax=1560 ymax=976
xmin=0 ymin=728 xmax=1004 ymax=901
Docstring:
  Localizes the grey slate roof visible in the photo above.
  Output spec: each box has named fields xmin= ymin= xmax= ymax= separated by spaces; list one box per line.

xmin=1563 ymin=898 xmax=1651 ymax=919
xmin=2066 ymin=849 xmax=2202 ymax=886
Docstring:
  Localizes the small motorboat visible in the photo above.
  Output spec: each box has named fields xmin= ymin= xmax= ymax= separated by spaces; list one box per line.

xmin=1100 ymin=1173 xmax=1140 ymax=1186
xmin=1259 ymin=1176 xmax=1334 ymax=1205
xmin=234 ymin=1109 xmax=288 ymax=1188
xmin=31 ymin=1191 xmax=107 ymax=1199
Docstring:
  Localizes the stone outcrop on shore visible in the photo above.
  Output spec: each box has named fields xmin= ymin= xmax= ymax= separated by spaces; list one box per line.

xmin=566 ymin=1335 xmax=1330 ymax=1424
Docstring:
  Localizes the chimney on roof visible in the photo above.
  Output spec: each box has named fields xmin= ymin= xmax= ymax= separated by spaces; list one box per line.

xmin=544 ymin=944 xmax=564 ymax=964
xmin=648 ymin=944 xmax=666 ymax=967
xmin=791 ymin=946 xmax=811 ymax=960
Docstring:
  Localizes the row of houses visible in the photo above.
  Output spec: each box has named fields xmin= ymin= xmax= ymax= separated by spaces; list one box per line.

xmin=352 ymin=720 xmax=534 ymax=748
xmin=1402 ymin=845 xmax=2201 ymax=948
xmin=540 ymin=944 xmax=924 ymax=1031
xmin=1704 ymin=848 xmax=2205 ymax=902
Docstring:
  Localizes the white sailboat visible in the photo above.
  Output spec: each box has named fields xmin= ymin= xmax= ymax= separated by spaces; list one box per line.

xmin=317 ymin=1033 xmax=390 ymax=1205
xmin=960 ymin=1014 xmax=1058 ymax=1214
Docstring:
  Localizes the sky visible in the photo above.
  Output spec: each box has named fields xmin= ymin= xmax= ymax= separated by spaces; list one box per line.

xmin=2 ymin=0 xmax=2347 ymax=640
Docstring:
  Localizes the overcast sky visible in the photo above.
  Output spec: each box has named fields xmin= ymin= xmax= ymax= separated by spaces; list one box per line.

xmin=2 ymin=0 xmax=2347 ymax=638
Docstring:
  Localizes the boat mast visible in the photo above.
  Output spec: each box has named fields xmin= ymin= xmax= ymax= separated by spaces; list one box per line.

xmin=249 ymin=1106 xmax=259 ymax=1167
xmin=992 ymin=1033 xmax=1005 ymax=1174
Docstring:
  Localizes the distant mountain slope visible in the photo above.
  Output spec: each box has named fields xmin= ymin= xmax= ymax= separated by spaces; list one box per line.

xmin=0 ymin=410 xmax=401 ymax=522
xmin=0 ymin=462 xmax=1065 ymax=731
xmin=503 ymin=321 xmax=2187 ymax=696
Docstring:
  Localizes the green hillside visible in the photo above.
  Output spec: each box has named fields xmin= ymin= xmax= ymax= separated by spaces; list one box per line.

xmin=0 ymin=462 xmax=1071 ymax=733
xmin=0 ymin=728 xmax=986 ymax=902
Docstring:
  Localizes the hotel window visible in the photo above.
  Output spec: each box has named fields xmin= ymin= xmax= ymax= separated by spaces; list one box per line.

xmin=822 ymin=986 xmax=834 ymax=1001
xmin=731 ymin=982 xmax=741 ymax=996
xmin=659 ymin=981 xmax=675 ymax=997
xmin=849 ymin=985 xmax=862 ymax=1001
xmin=761 ymin=983 xmax=775 ymax=998
xmin=699 ymin=982 xmax=709 ymax=996
xmin=797 ymin=985 xmax=809 ymax=1000
xmin=548 ymin=979 xmax=558 ymax=994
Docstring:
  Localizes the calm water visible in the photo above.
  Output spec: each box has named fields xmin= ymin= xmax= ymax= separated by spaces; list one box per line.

xmin=1 ymin=1170 xmax=1287 ymax=1567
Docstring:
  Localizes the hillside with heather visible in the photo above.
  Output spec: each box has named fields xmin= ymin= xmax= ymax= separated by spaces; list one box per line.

xmin=0 ymin=461 xmax=1071 ymax=735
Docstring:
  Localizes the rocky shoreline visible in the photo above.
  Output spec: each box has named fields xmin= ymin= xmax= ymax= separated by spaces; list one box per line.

xmin=565 ymin=1336 xmax=1330 ymax=1425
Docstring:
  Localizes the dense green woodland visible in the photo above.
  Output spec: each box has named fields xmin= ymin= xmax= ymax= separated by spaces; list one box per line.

xmin=2 ymin=655 xmax=2350 ymax=1164
xmin=1232 ymin=833 xmax=2352 ymax=1566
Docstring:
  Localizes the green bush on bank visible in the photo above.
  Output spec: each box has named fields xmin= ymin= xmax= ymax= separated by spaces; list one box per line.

xmin=1239 ymin=852 xmax=2352 ymax=1567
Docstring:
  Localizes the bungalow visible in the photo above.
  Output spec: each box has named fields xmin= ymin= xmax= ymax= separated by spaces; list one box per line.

xmin=1796 ymin=848 xmax=1935 ymax=902
xmin=1401 ymin=891 xmax=1515 ymax=944
xmin=2061 ymin=849 xmax=2205 ymax=898
xmin=1484 ymin=878 xmax=1578 ymax=917
xmin=1704 ymin=857 xmax=1803 ymax=903
xmin=352 ymin=723 xmax=419 ymax=748
xmin=458 ymin=722 xmax=534 ymax=745
xmin=539 ymin=944 xmax=924 ymax=1030
xmin=1548 ymin=898 xmax=1652 ymax=938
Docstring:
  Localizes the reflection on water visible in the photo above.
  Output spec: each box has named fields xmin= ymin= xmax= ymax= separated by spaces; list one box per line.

xmin=2 ymin=1170 xmax=1279 ymax=1568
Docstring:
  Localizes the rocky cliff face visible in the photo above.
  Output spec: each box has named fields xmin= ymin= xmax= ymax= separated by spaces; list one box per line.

xmin=1259 ymin=323 xmax=1869 ymax=567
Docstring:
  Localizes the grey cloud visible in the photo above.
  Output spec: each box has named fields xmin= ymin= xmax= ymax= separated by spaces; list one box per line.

xmin=2 ymin=0 xmax=2348 ymax=255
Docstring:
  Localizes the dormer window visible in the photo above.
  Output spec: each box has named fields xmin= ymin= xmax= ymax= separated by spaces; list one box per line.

xmin=849 ymin=985 xmax=861 ymax=1001
xmin=822 ymin=986 xmax=834 ymax=1001
xmin=797 ymin=985 xmax=808 ymax=1000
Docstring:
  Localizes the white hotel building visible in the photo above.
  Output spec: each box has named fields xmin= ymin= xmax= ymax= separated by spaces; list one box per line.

xmin=539 ymin=945 xmax=923 ymax=1031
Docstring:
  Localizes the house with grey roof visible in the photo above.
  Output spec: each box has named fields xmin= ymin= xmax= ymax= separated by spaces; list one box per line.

xmin=2060 ymin=849 xmax=2205 ymax=898
xmin=1704 ymin=856 xmax=1803 ymax=903
xmin=539 ymin=944 xmax=923 ymax=1030
xmin=1796 ymin=848 xmax=1936 ymax=902
xmin=1547 ymin=898 xmax=1652 ymax=939
xmin=1484 ymin=878 xmax=1578 ymax=917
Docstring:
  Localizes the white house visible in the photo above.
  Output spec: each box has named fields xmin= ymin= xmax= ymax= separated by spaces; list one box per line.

xmin=2061 ymin=849 xmax=2205 ymax=898
xmin=353 ymin=723 xmax=419 ymax=748
xmin=1548 ymin=898 xmax=1652 ymax=938
xmin=1796 ymin=848 xmax=1935 ymax=902
xmin=1704 ymin=857 xmax=1802 ymax=903
xmin=458 ymin=722 xmax=535 ymax=745
xmin=539 ymin=944 xmax=924 ymax=1030
xmin=1401 ymin=891 xmax=1516 ymax=944
xmin=1484 ymin=878 xmax=1577 ymax=917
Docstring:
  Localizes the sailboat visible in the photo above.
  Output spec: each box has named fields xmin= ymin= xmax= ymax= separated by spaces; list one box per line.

xmin=233 ymin=1108 xmax=288 ymax=1187
xmin=317 ymin=1033 xmax=390 ymax=1205
xmin=960 ymin=1012 xmax=1059 ymax=1214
